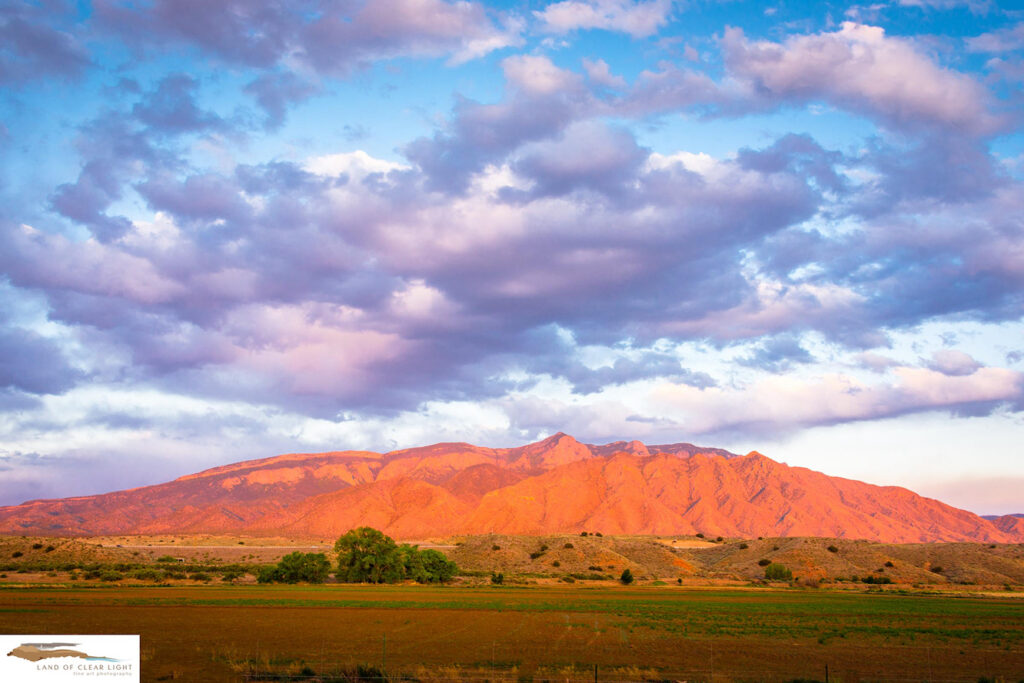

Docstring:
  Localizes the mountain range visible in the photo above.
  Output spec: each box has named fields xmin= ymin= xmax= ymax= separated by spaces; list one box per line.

xmin=1 ymin=433 xmax=1021 ymax=543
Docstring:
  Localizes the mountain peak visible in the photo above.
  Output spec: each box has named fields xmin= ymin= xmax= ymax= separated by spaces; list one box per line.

xmin=0 ymin=435 xmax=1020 ymax=543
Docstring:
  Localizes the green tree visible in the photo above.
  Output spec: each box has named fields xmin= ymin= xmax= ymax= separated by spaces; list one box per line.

xmin=417 ymin=548 xmax=457 ymax=583
xmin=620 ymin=568 xmax=634 ymax=585
xmin=281 ymin=552 xmax=331 ymax=583
xmin=335 ymin=527 xmax=403 ymax=583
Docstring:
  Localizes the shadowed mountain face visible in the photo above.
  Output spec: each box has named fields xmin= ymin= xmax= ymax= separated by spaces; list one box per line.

xmin=0 ymin=433 xmax=1019 ymax=543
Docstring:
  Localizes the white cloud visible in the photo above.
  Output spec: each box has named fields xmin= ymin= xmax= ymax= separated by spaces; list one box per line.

xmin=534 ymin=0 xmax=674 ymax=38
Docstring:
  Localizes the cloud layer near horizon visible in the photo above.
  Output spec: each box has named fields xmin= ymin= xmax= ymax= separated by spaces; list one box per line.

xmin=1 ymin=0 xmax=1022 ymax=511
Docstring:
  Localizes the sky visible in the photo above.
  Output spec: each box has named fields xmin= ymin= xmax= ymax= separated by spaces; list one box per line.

xmin=1 ymin=0 xmax=1023 ymax=515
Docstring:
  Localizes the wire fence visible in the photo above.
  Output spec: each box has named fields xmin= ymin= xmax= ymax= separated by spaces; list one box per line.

xmin=232 ymin=653 xmax=1024 ymax=683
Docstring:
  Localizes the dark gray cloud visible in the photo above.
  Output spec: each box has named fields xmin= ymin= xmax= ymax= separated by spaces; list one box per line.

xmin=0 ymin=299 xmax=83 ymax=396
xmin=94 ymin=0 xmax=515 ymax=74
xmin=0 ymin=1 xmax=89 ymax=85
xmin=738 ymin=336 xmax=815 ymax=372
xmin=244 ymin=72 xmax=320 ymax=130
xmin=132 ymin=74 xmax=225 ymax=135
xmin=405 ymin=55 xmax=593 ymax=193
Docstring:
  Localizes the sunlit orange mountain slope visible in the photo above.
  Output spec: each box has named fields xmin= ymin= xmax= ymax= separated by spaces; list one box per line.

xmin=0 ymin=434 xmax=1018 ymax=542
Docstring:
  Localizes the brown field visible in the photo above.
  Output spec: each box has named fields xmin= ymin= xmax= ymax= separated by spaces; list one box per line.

xmin=1 ymin=583 xmax=1023 ymax=682
xmin=1 ymin=534 xmax=1023 ymax=682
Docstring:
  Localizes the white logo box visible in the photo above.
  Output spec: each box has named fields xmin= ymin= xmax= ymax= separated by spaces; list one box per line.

xmin=1 ymin=635 xmax=140 ymax=682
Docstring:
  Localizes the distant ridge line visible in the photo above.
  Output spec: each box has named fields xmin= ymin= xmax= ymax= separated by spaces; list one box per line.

xmin=0 ymin=434 xmax=1020 ymax=543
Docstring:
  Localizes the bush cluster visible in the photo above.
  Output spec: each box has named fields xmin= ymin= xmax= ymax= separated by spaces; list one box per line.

xmin=258 ymin=552 xmax=330 ymax=584
xmin=763 ymin=563 xmax=793 ymax=581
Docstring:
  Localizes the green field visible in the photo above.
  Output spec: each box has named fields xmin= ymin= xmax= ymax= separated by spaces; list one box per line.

xmin=2 ymin=584 xmax=1023 ymax=682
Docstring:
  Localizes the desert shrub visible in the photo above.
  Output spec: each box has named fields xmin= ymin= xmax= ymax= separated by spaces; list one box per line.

xmin=885 ymin=561 xmax=895 ymax=567
xmin=539 ymin=544 xmax=549 ymax=552
xmin=594 ymin=532 xmax=603 ymax=537
xmin=862 ymin=575 xmax=892 ymax=585
xmin=695 ymin=533 xmax=704 ymax=538
xmin=620 ymin=569 xmax=634 ymax=585
xmin=165 ymin=571 xmax=186 ymax=580
xmin=738 ymin=543 xmax=748 ymax=550
xmin=189 ymin=572 xmax=212 ymax=582
xmin=676 ymin=578 xmax=682 ymax=584
xmin=552 ymin=560 xmax=560 ymax=567
xmin=130 ymin=568 xmax=163 ymax=581
xmin=764 ymin=563 xmax=793 ymax=581
xmin=560 ymin=576 xmax=575 ymax=583
xmin=99 ymin=571 xmax=123 ymax=582
xmin=758 ymin=559 xmax=772 ymax=567
xmin=827 ymin=545 xmax=839 ymax=553
xmin=588 ymin=565 xmax=602 ymax=571
xmin=529 ymin=552 xmax=544 ymax=560
xmin=32 ymin=543 xmax=43 ymax=550
xmin=221 ymin=569 xmax=244 ymax=582
xmin=156 ymin=555 xmax=177 ymax=563
xmin=563 ymin=543 xmax=574 ymax=549
xmin=44 ymin=546 xmax=55 ymax=553
xmin=12 ymin=552 xmax=22 ymax=558
xmin=930 ymin=566 xmax=944 ymax=574
xmin=579 ymin=531 xmax=588 ymax=536
xmin=715 ymin=537 xmax=723 ymax=542
xmin=491 ymin=545 xmax=501 ymax=551
xmin=490 ymin=572 xmax=504 ymax=585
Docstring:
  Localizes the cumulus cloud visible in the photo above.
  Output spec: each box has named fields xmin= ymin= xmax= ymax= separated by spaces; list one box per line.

xmin=650 ymin=365 xmax=1024 ymax=437
xmin=927 ymin=350 xmax=982 ymax=376
xmin=94 ymin=0 xmax=519 ymax=75
xmin=4 ymin=3 xmax=1024 ymax=463
xmin=722 ymin=22 xmax=1004 ymax=135
xmin=534 ymin=0 xmax=674 ymax=38
xmin=967 ymin=22 xmax=1024 ymax=53
xmin=405 ymin=55 xmax=592 ymax=192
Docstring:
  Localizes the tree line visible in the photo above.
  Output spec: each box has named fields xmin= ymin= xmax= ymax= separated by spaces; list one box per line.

xmin=258 ymin=527 xmax=457 ymax=584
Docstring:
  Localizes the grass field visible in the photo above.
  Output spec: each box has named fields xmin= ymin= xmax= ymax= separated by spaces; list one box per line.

xmin=2 ymin=584 xmax=1022 ymax=682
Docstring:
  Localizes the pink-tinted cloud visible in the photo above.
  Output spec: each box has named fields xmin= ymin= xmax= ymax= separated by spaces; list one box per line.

xmin=927 ymin=350 xmax=982 ymax=377
xmin=650 ymin=364 xmax=1024 ymax=436
xmin=967 ymin=22 xmax=1024 ymax=53
xmin=534 ymin=0 xmax=674 ymax=38
xmin=723 ymin=22 xmax=1004 ymax=135
xmin=95 ymin=0 xmax=519 ymax=75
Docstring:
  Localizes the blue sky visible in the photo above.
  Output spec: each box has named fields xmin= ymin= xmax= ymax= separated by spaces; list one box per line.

xmin=1 ymin=0 xmax=1023 ymax=514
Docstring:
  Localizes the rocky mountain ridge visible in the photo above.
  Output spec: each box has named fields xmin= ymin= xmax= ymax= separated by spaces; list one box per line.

xmin=1 ymin=433 xmax=1020 ymax=543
